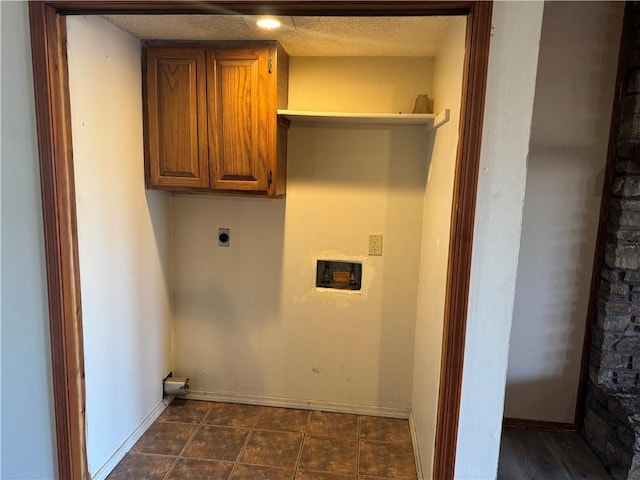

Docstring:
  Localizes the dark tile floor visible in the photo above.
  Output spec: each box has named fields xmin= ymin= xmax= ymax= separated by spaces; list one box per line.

xmin=107 ymin=399 xmax=418 ymax=480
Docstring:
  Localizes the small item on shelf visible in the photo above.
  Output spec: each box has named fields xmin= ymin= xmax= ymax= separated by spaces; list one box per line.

xmin=412 ymin=94 xmax=433 ymax=114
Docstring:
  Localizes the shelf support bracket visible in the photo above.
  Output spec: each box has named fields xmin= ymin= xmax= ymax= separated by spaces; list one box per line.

xmin=430 ymin=108 xmax=451 ymax=131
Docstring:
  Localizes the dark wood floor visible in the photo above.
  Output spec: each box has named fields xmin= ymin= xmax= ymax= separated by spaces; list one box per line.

xmin=498 ymin=427 xmax=612 ymax=480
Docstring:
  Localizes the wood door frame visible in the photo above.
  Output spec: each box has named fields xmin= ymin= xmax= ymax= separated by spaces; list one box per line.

xmin=28 ymin=2 xmax=492 ymax=479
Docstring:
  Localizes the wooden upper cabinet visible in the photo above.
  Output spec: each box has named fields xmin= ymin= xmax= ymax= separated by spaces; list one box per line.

xmin=144 ymin=48 xmax=209 ymax=189
xmin=209 ymin=48 xmax=269 ymax=193
xmin=143 ymin=42 xmax=289 ymax=196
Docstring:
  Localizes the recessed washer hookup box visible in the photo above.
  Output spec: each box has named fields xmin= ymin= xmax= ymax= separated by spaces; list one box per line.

xmin=316 ymin=260 xmax=362 ymax=290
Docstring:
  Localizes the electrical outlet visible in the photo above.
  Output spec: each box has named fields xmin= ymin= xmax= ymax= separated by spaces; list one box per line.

xmin=218 ymin=228 xmax=230 ymax=247
xmin=369 ymin=234 xmax=383 ymax=256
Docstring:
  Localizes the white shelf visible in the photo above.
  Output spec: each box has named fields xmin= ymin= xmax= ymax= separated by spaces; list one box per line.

xmin=278 ymin=109 xmax=450 ymax=130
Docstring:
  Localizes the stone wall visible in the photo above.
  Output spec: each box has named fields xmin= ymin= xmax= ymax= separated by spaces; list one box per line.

xmin=593 ymin=14 xmax=640 ymax=389
xmin=584 ymin=386 xmax=640 ymax=479
xmin=584 ymin=3 xmax=640 ymax=479
xmin=595 ymin=253 xmax=640 ymax=387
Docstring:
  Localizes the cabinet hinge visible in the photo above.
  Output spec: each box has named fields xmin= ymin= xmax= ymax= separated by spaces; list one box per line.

xmin=268 ymin=58 xmax=273 ymax=74
xmin=268 ymin=170 xmax=273 ymax=186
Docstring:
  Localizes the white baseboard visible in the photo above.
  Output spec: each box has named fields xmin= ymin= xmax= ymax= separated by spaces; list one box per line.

xmin=409 ymin=410 xmax=425 ymax=480
xmin=90 ymin=398 xmax=171 ymax=480
xmin=184 ymin=389 xmax=410 ymax=419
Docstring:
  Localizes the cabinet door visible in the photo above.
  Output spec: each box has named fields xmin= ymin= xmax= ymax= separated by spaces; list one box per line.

xmin=145 ymin=48 xmax=209 ymax=189
xmin=208 ymin=48 xmax=272 ymax=193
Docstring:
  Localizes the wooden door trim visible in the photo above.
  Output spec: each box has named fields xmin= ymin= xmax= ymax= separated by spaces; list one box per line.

xmin=28 ymin=3 xmax=88 ymax=479
xmin=28 ymin=3 xmax=492 ymax=479
xmin=37 ymin=1 xmax=475 ymax=16
xmin=433 ymin=3 xmax=492 ymax=478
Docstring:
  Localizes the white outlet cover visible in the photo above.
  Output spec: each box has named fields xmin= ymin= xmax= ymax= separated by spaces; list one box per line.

xmin=368 ymin=234 xmax=383 ymax=256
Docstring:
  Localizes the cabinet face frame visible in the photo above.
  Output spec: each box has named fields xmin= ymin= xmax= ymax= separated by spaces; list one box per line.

xmin=27 ymin=3 xmax=492 ymax=480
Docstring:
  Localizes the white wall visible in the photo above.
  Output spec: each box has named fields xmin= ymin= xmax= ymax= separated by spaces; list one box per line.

xmin=172 ymin=58 xmax=431 ymax=410
xmin=411 ymin=16 xmax=466 ymax=476
xmin=505 ymin=1 xmax=623 ymax=423
xmin=289 ymin=57 xmax=433 ymax=114
xmin=455 ymin=2 xmax=545 ymax=479
xmin=0 ymin=2 xmax=58 ymax=478
xmin=67 ymin=16 xmax=173 ymax=477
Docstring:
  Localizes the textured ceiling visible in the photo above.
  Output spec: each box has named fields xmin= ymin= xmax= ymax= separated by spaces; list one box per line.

xmin=101 ymin=15 xmax=460 ymax=57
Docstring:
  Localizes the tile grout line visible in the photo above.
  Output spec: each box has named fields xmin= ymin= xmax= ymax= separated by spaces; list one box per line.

xmin=292 ymin=409 xmax=312 ymax=479
xmin=227 ymin=405 xmax=264 ymax=479
xmin=162 ymin=405 xmax=213 ymax=480
xmin=359 ymin=437 xmax=414 ymax=446
xmin=126 ymin=451 xmax=178 ymax=458
xmin=158 ymin=444 xmax=182 ymax=478
xmin=161 ymin=403 xmax=216 ymax=480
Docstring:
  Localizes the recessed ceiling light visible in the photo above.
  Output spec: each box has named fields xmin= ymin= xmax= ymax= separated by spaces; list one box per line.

xmin=256 ymin=17 xmax=281 ymax=30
